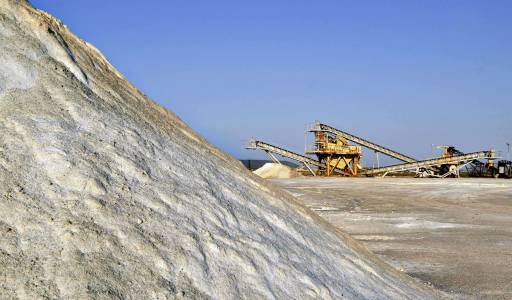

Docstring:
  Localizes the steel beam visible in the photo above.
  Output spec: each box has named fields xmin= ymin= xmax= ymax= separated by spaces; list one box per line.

xmin=315 ymin=122 xmax=417 ymax=163
xmin=246 ymin=139 xmax=349 ymax=174
xmin=247 ymin=139 xmax=324 ymax=169
xmin=362 ymin=151 xmax=494 ymax=176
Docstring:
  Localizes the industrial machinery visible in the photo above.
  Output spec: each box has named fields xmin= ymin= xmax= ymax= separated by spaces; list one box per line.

xmin=433 ymin=145 xmax=496 ymax=177
xmin=313 ymin=122 xmax=417 ymax=163
xmin=318 ymin=123 xmax=496 ymax=178
xmin=246 ymin=139 xmax=324 ymax=176
xmin=305 ymin=128 xmax=361 ymax=176
xmin=246 ymin=121 xmax=499 ymax=178
xmin=361 ymin=150 xmax=495 ymax=177
xmin=496 ymin=160 xmax=512 ymax=178
xmin=436 ymin=146 xmax=466 ymax=177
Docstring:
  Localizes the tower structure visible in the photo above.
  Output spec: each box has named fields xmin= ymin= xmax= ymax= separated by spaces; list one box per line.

xmin=306 ymin=129 xmax=362 ymax=176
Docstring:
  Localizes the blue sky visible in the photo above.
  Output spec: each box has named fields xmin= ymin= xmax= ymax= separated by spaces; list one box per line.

xmin=31 ymin=0 xmax=512 ymax=165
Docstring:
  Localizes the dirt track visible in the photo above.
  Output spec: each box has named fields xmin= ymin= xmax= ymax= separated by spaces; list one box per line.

xmin=274 ymin=177 xmax=512 ymax=299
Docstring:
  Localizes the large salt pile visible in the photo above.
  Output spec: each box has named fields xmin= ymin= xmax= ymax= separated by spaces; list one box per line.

xmin=254 ymin=163 xmax=300 ymax=179
xmin=0 ymin=1 xmax=440 ymax=299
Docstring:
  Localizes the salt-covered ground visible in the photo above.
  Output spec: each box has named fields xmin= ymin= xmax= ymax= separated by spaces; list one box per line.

xmin=253 ymin=163 xmax=300 ymax=179
xmin=0 ymin=1 xmax=441 ymax=299
xmin=274 ymin=177 xmax=512 ymax=299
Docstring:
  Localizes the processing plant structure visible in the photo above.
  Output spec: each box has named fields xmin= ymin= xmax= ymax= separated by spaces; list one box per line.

xmin=247 ymin=121 xmax=503 ymax=178
xmin=305 ymin=127 xmax=362 ymax=176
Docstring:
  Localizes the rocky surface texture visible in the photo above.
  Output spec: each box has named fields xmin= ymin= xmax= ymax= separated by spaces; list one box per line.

xmin=0 ymin=1 xmax=439 ymax=299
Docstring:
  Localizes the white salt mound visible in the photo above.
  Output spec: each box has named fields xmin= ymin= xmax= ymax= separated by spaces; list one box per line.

xmin=0 ymin=1 xmax=442 ymax=299
xmin=254 ymin=163 xmax=300 ymax=179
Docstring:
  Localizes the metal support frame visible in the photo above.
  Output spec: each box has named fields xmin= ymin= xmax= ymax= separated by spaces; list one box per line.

xmin=325 ymin=156 xmax=331 ymax=177
xmin=341 ymin=157 xmax=354 ymax=176
xmin=439 ymin=160 xmax=473 ymax=178
xmin=331 ymin=157 xmax=342 ymax=175
xmin=246 ymin=137 xmax=496 ymax=178
xmin=316 ymin=122 xmax=417 ymax=163
xmin=303 ymin=162 xmax=316 ymax=176
xmin=246 ymin=139 xmax=348 ymax=173
xmin=265 ymin=150 xmax=282 ymax=164
xmin=368 ymin=151 xmax=495 ymax=177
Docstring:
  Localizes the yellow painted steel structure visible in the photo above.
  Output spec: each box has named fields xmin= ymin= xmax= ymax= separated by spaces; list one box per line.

xmin=306 ymin=131 xmax=362 ymax=176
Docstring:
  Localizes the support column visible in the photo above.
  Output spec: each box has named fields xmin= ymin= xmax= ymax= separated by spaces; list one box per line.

xmin=326 ymin=156 xmax=331 ymax=177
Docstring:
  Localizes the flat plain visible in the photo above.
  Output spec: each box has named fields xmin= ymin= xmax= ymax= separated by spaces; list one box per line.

xmin=274 ymin=177 xmax=512 ymax=299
